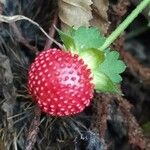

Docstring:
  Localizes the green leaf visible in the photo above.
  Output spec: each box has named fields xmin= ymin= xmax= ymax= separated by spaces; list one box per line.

xmin=92 ymin=72 xmax=120 ymax=93
xmin=58 ymin=26 xmax=106 ymax=53
xmin=73 ymin=27 xmax=105 ymax=51
xmin=99 ymin=51 xmax=126 ymax=83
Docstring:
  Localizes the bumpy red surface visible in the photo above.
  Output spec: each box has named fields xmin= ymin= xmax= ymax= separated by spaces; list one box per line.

xmin=28 ymin=49 xmax=94 ymax=116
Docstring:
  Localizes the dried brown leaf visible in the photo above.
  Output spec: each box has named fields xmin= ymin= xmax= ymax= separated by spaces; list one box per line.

xmin=0 ymin=0 xmax=6 ymax=5
xmin=90 ymin=0 xmax=110 ymax=34
xmin=58 ymin=0 xmax=93 ymax=31
xmin=58 ymin=0 xmax=109 ymax=34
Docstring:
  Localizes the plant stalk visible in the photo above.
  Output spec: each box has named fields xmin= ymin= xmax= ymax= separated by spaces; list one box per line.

xmin=100 ymin=0 xmax=150 ymax=50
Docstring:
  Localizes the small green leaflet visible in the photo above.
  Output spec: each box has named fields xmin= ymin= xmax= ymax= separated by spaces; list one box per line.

xmin=99 ymin=51 xmax=126 ymax=83
xmin=73 ymin=27 xmax=105 ymax=51
xmin=59 ymin=26 xmax=105 ymax=52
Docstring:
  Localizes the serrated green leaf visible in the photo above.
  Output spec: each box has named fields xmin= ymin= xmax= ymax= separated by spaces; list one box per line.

xmin=73 ymin=27 xmax=105 ymax=51
xmin=92 ymin=72 xmax=120 ymax=93
xmin=58 ymin=26 xmax=106 ymax=53
xmin=99 ymin=51 xmax=126 ymax=83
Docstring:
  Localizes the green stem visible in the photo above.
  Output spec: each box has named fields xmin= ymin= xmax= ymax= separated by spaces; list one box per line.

xmin=100 ymin=0 xmax=150 ymax=50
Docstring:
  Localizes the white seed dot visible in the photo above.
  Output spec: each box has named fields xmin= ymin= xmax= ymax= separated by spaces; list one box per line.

xmin=85 ymin=100 xmax=90 ymax=106
xmin=79 ymin=106 xmax=84 ymax=110
xmin=49 ymin=112 xmax=55 ymax=115
xmin=39 ymin=72 xmax=43 ymax=76
xmin=57 ymin=112 xmax=62 ymax=116
xmin=72 ymin=100 xmax=76 ymax=104
xmin=80 ymin=88 xmax=84 ymax=92
xmin=46 ymin=57 xmax=50 ymax=61
xmin=32 ymin=68 xmax=35 ymax=72
xmin=41 ymin=87 xmax=44 ymax=90
xmin=40 ymin=93 xmax=44 ymax=96
xmin=56 ymin=91 xmax=60 ymax=95
xmin=71 ymin=93 xmax=75 ymax=97
xmin=51 ymin=109 xmax=55 ymax=112
xmin=43 ymin=102 xmax=47 ymax=106
xmin=34 ymin=91 xmax=37 ymax=95
xmin=48 ymin=91 xmax=50 ymax=94
xmin=35 ymin=63 xmax=39 ymax=67
xmin=37 ymin=81 xmax=41 ymax=85
xmin=85 ymin=91 xmax=89 ymax=95
xmin=43 ymin=64 xmax=47 ymax=68
xmin=64 ymin=111 xmax=69 ymax=115
xmin=77 ymin=95 xmax=81 ymax=98
xmin=44 ymin=69 xmax=48 ymax=73
xmin=36 ymin=87 xmax=39 ymax=91
xmin=30 ymin=84 xmax=33 ymax=88
xmin=53 ymin=66 xmax=56 ymax=70
xmin=48 ymin=74 xmax=51 ymax=77
xmin=68 ymin=105 xmax=72 ymax=109
xmin=42 ymin=78 xmax=45 ymax=82
xmin=38 ymin=67 xmax=41 ymax=71
xmin=38 ymin=100 xmax=41 ymax=104
xmin=45 ymin=53 xmax=49 ymax=57
xmin=60 ymin=108 xmax=65 ymax=111
xmin=64 ymin=100 xmax=67 ymax=104
xmin=57 ymin=58 xmax=62 ymax=61
xmin=47 ymin=98 xmax=51 ymax=102
xmin=76 ymin=104 xmax=80 ymax=107
xmin=31 ymin=65 xmax=34 ymax=69
xmin=54 ymin=98 xmax=58 ymax=101
xmin=83 ymin=101 xmax=88 ymax=105
xmin=43 ymin=107 xmax=48 ymax=111
xmin=50 ymin=105 xmax=55 ymax=108
xmin=58 ymin=104 xmax=62 ymax=107
xmin=35 ymin=76 xmax=38 ymax=80
xmin=71 ymin=108 xmax=75 ymax=112
xmin=49 ymin=62 xmax=53 ymax=66
xmin=53 ymin=86 xmax=56 ymax=89
xmin=40 ymin=55 xmax=44 ymax=58
xmin=40 ymin=60 xmax=44 ymax=64
xmin=30 ymin=75 xmax=34 ymax=79
xmin=45 ymin=83 xmax=48 ymax=87
xmin=81 ymin=98 xmax=86 ymax=101
xmin=60 ymin=96 xmax=64 ymax=100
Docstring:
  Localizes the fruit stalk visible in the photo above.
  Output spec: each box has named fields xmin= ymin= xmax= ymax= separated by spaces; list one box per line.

xmin=100 ymin=0 xmax=150 ymax=51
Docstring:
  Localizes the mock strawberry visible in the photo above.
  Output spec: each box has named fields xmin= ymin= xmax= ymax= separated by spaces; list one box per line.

xmin=28 ymin=27 xmax=126 ymax=116
xmin=28 ymin=48 xmax=94 ymax=116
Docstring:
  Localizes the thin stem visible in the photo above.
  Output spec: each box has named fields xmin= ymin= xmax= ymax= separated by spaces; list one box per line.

xmin=100 ymin=0 xmax=150 ymax=50
xmin=0 ymin=14 xmax=63 ymax=49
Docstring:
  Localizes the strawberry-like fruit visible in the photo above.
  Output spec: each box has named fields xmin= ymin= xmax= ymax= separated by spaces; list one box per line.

xmin=28 ymin=48 xmax=94 ymax=116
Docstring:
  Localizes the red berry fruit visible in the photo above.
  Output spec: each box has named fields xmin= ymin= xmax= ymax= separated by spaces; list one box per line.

xmin=28 ymin=49 xmax=94 ymax=116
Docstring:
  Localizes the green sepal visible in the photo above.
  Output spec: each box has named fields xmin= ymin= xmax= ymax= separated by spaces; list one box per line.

xmin=99 ymin=51 xmax=126 ymax=83
xmin=57 ymin=28 xmax=76 ymax=51
xmin=92 ymin=71 xmax=121 ymax=94
xmin=79 ymin=48 xmax=104 ymax=71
